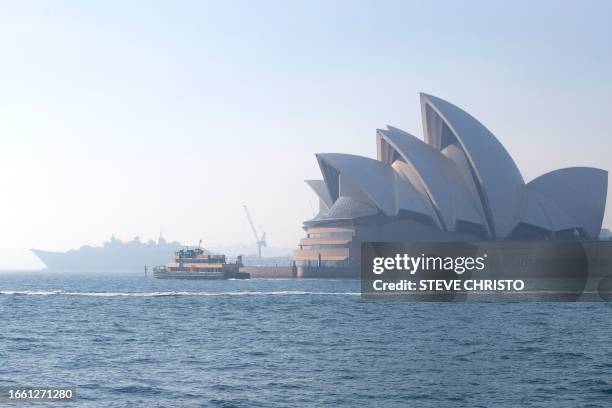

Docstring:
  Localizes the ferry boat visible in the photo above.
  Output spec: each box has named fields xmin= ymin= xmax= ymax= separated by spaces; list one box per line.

xmin=153 ymin=247 xmax=250 ymax=280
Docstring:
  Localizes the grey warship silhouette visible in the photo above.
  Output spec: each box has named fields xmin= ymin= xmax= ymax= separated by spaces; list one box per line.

xmin=31 ymin=234 xmax=200 ymax=272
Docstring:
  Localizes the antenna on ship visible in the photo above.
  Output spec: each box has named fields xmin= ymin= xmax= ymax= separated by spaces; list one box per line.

xmin=243 ymin=205 xmax=267 ymax=259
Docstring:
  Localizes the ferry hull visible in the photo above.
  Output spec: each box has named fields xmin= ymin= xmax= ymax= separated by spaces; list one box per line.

xmin=153 ymin=270 xmax=250 ymax=280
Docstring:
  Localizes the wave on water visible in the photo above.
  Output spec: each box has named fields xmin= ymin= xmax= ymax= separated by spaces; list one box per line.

xmin=0 ymin=290 xmax=361 ymax=297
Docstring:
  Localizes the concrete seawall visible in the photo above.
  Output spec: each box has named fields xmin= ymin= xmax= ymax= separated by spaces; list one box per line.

xmin=240 ymin=266 xmax=295 ymax=278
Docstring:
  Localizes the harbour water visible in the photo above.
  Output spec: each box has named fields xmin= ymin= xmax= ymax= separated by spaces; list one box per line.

xmin=0 ymin=272 xmax=611 ymax=407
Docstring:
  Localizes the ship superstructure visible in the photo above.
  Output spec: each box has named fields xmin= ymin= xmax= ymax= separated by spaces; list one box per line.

xmin=32 ymin=235 xmax=186 ymax=272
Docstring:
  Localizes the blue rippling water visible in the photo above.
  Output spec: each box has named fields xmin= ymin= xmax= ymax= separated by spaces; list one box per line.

xmin=0 ymin=271 xmax=611 ymax=407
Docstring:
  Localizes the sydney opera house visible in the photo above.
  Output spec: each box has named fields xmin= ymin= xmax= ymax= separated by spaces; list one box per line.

xmin=293 ymin=93 xmax=608 ymax=277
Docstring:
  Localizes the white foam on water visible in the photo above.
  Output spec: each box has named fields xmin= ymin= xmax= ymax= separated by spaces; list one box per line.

xmin=0 ymin=290 xmax=361 ymax=297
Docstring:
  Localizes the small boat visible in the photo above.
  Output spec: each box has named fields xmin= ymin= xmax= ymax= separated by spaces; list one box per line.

xmin=153 ymin=247 xmax=250 ymax=280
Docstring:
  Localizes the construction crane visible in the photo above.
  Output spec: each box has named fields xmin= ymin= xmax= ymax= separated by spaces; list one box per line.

xmin=243 ymin=205 xmax=266 ymax=259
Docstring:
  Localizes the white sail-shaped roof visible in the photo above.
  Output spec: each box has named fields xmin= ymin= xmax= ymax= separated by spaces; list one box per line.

xmin=521 ymin=188 xmax=580 ymax=232
xmin=528 ymin=167 xmax=608 ymax=238
xmin=316 ymin=153 xmax=435 ymax=220
xmin=420 ymin=93 xmax=526 ymax=238
xmin=325 ymin=196 xmax=378 ymax=220
xmin=440 ymin=142 xmax=490 ymax=230
xmin=377 ymin=127 xmax=487 ymax=232
xmin=303 ymin=93 xmax=607 ymax=242
xmin=305 ymin=180 xmax=333 ymax=210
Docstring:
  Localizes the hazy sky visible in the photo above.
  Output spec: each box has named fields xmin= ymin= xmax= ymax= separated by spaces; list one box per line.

xmin=1 ymin=0 xmax=611 ymax=268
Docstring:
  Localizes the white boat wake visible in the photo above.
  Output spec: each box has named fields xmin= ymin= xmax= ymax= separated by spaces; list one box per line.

xmin=0 ymin=290 xmax=361 ymax=297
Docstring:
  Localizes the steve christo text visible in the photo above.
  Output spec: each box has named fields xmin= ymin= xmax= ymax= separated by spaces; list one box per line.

xmin=370 ymin=253 xmax=525 ymax=292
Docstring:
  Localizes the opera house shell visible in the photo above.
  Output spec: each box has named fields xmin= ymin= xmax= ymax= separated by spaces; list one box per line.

xmin=293 ymin=93 xmax=608 ymax=278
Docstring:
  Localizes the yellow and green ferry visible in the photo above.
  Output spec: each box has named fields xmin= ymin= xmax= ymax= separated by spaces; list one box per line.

xmin=153 ymin=248 xmax=249 ymax=280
